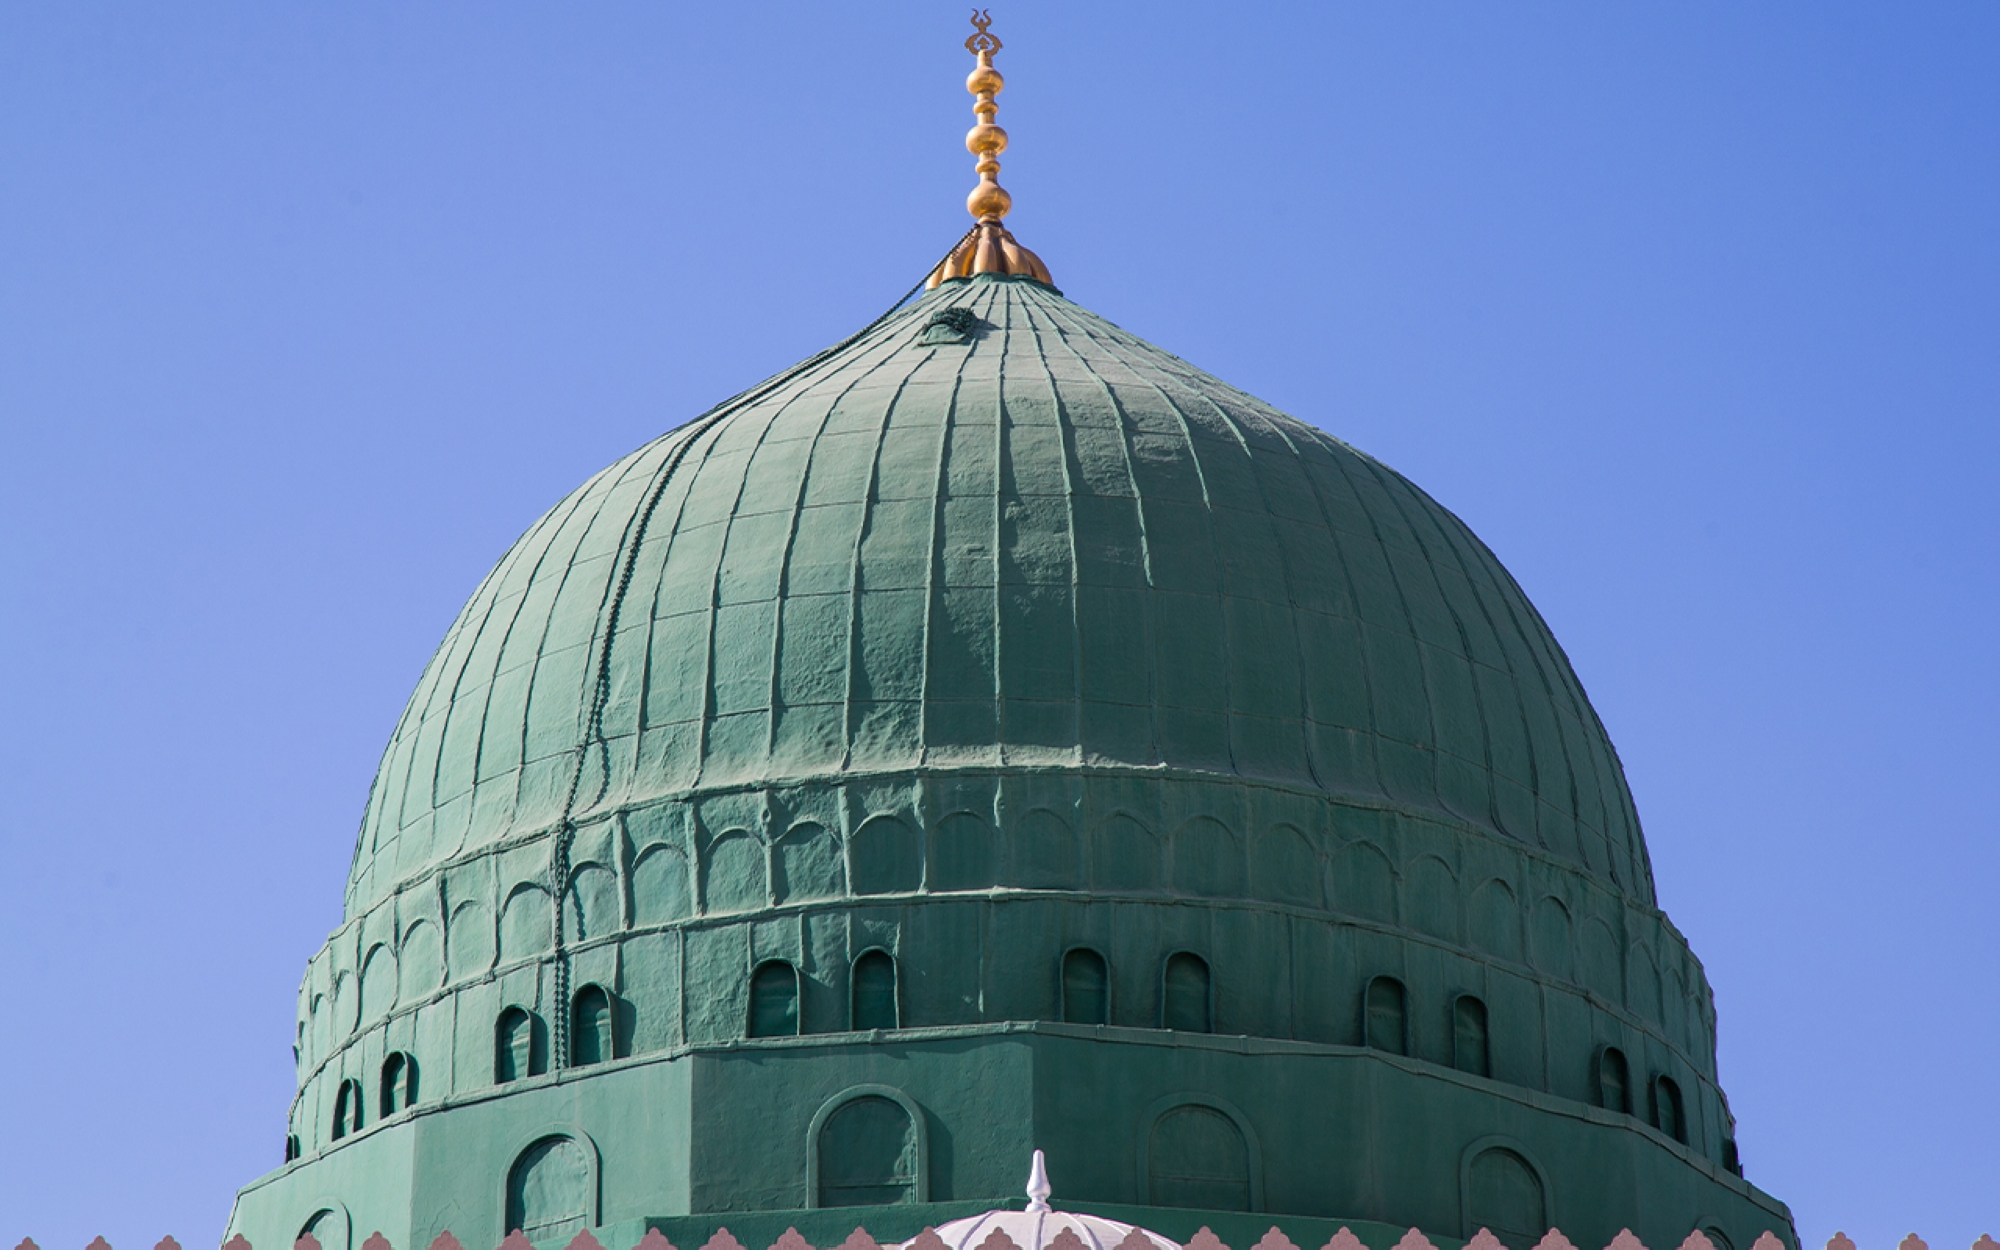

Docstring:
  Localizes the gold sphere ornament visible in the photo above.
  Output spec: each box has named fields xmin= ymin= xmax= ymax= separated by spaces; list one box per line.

xmin=924 ymin=10 xmax=1054 ymax=289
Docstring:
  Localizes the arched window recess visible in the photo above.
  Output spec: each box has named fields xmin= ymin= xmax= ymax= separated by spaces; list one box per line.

xmin=851 ymin=949 xmax=899 ymax=1032
xmin=1364 ymin=975 xmax=1407 ymax=1055
xmin=380 ymin=1051 xmax=419 ymax=1116
xmin=750 ymin=960 xmax=802 ymax=1038
xmin=331 ymin=1077 xmax=364 ymax=1141
xmin=496 ymin=1006 xmax=546 ymax=1083
xmin=1162 ymin=951 xmax=1212 ymax=1033
xmin=1452 ymin=995 xmax=1490 ymax=1078
xmin=1061 ymin=947 xmax=1109 ymax=1025
xmin=571 ymin=984 xmax=616 ymax=1066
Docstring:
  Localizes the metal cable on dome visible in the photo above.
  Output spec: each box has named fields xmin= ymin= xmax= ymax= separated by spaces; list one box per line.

xmin=545 ymin=227 xmax=980 ymax=1067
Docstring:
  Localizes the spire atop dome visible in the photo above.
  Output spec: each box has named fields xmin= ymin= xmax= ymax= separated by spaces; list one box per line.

xmin=926 ymin=10 xmax=1055 ymax=289
xmin=1025 ymin=1149 xmax=1052 ymax=1213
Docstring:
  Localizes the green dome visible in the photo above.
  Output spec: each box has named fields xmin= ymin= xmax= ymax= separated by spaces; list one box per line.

xmin=241 ymin=273 xmax=1788 ymax=1250
xmin=347 ymin=276 xmax=1652 ymax=917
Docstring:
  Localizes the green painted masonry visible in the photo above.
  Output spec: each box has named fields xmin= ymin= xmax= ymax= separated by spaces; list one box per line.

xmin=227 ymin=274 xmax=1794 ymax=1250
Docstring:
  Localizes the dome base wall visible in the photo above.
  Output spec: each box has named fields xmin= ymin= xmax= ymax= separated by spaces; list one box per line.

xmin=230 ymin=1029 xmax=1790 ymax=1250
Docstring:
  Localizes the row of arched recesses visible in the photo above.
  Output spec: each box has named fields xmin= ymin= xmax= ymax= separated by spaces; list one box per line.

xmin=1362 ymin=978 xmax=1705 ymax=1151
xmin=307 ymin=829 xmax=1715 ymax=1081
xmin=1361 ymin=975 xmax=1491 ymax=1078
xmin=742 ymin=948 xmax=1217 ymax=1039
xmin=748 ymin=948 xmax=900 ymax=1038
xmin=811 ymin=1088 xmax=1260 ymax=1213
xmin=487 ymin=983 xmax=629 ymax=1086
xmin=1594 ymin=1045 xmax=1696 ymax=1149
xmin=490 ymin=1089 xmax=1258 ymax=1225
xmin=322 ymin=1051 xmax=419 ymax=1146
xmin=1058 ymin=948 xmax=1213 ymax=1031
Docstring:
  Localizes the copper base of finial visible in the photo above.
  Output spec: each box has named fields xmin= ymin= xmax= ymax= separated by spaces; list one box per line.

xmin=925 ymin=219 xmax=1054 ymax=289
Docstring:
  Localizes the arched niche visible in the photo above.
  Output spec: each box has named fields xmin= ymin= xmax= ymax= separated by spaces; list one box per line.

xmin=1459 ymin=1136 xmax=1553 ymax=1249
xmin=850 ymin=948 xmax=899 ymax=1031
xmin=398 ymin=921 xmax=443 ymax=1002
xmin=1530 ymin=896 xmax=1573 ymax=982
xmin=1405 ymin=856 xmax=1461 ymax=943
xmin=749 ymin=960 xmax=801 ymax=1038
xmin=1171 ymin=816 xmax=1244 ymax=898
xmin=446 ymin=901 xmax=494 ymax=983
xmin=1012 ymin=807 xmax=1078 ymax=889
xmin=1060 ymin=947 xmax=1109 ymax=1025
xmin=295 ymin=1200 xmax=351 ymax=1250
xmin=1364 ymin=975 xmax=1408 ymax=1055
xmin=1579 ymin=918 xmax=1621 ymax=1000
xmin=564 ymin=862 xmax=622 ymax=942
xmin=1453 ymin=994 xmax=1490 ymax=1078
xmin=495 ymin=1005 xmax=547 ymax=1083
xmin=1334 ymin=841 xmax=1396 ymax=923
xmin=851 ymin=814 xmax=921 ymax=895
xmin=632 ymin=843 xmax=691 ymax=925
xmin=1091 ymin=813 xmax=1160 ymax=892
xmin=702 ymin=829 xmax=767 ymax=914
xmin=806 ymin=1084 xmax=929 ymax=1208
xmin=1596 ymin=1045 xmax=1633 ymax=1115
xmin=1161 ymin=951 xmax=1212 ymax=1032
xmin=774 ymin=821 xmax=844 ymax=903
xmin=1251 ymin=824 xmax=1320 ymax=907
xmin=358 ymin=943 xmax=397 ymax=1022
xmin=931 ymin=811 xmax=998 ymax=891
xmin=571 ymin=984 xmax=616 ymax=1065
xmin=1137 ymin=1092 xmax=1264 ymax=1212
xmin=1469 ymin=879 xmax=1521 ymax=962
xmin=501 ymin=1127 xmax=601 ymax=1241
xmin=499 ymin=885 xmax=553 ymax=963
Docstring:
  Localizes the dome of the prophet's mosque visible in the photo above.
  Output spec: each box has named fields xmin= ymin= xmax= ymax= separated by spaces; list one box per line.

xmin=230 ymin=19 xmax=1792 ymax=1250
xmin=345 ymin=269 xmax=1654 ymax=920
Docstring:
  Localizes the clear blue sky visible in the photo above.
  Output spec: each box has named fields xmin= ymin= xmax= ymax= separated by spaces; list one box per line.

xmin=2 ymin=4 xmax=1994 ymax=1248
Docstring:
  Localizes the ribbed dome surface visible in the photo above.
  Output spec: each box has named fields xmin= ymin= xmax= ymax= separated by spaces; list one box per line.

xmin=346 ymin=275 xmax=1652 ymax=916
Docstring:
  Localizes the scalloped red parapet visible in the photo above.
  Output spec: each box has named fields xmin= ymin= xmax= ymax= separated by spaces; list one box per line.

xmin=1749 ymin=1236 xmax=1786 ymax=1250
xmin=362 ymin=1233 xmax=394 ymax=1250
xmin=1390 ymin=1231 xmax=1436 ymax=1250
xmin=86 ymin=1238 xmax=113 ymax=1250
xmin=1114 ymin=1230 xmax=1157 ymax=1250
xmin=222 ymin=1236 xmax=253 ymax=1250
xmin=427 ymin=1234 xmax=466 ymax=1250
xmin=830 ymin=1230 xmax=880 ymax=1250
xmin=1320 ymin=1229 xmax=1368 ymax=1250
xmin=1466 ymin=1232 xmax=1506 ymax=1250
xmin=1533 ymin=1231 xmax=1580 ymax=1250
xmin=634 ymin=1230 xmax=679 ymax=1250
xmin=295 ymin=1236 xmax=323 ymax=1250
xmin=698 ymin=1229 xmax=747 ymax=1250
xmin=907 ymin=1230 xmax=950 ymax=1250
xmin=495 ymin=1232 xmax=536 ymax=1250
xmin=1251 ymin=1229 xmax=1299 ymax=1250
xmin=975 ymin=1228 xmax=1022 ymax=1250
xmin=1187 ymin=1229 xmax=1232 ymax=1250
xmin=769 ymin=1229 xmax=814 ymax=1250
xmin=1604 ymin=1231 xmax=1649 ymax=1250
xmin=1974 ymin=1237 xmax=2000 ymax=1250
xmin=1674 ymin=1233 xmax=1715 ymax=1250
xmin=156 ymin=1237 xmax=185 ymax=1250
xmin=1825 ymin=1236 xmax=1857 ymax=1250
xmin=564 ymin=1231 xmax=607 ymax=1250
xmin=1900 ymin=1237 xmax=1931 ymax=1250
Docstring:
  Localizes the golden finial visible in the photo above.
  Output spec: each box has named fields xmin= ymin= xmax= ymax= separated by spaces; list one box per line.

xmin=926 ymin=10 xmax=1054 ymax=289
xmin=964 ymin=11 xmax=1009 ymax=223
